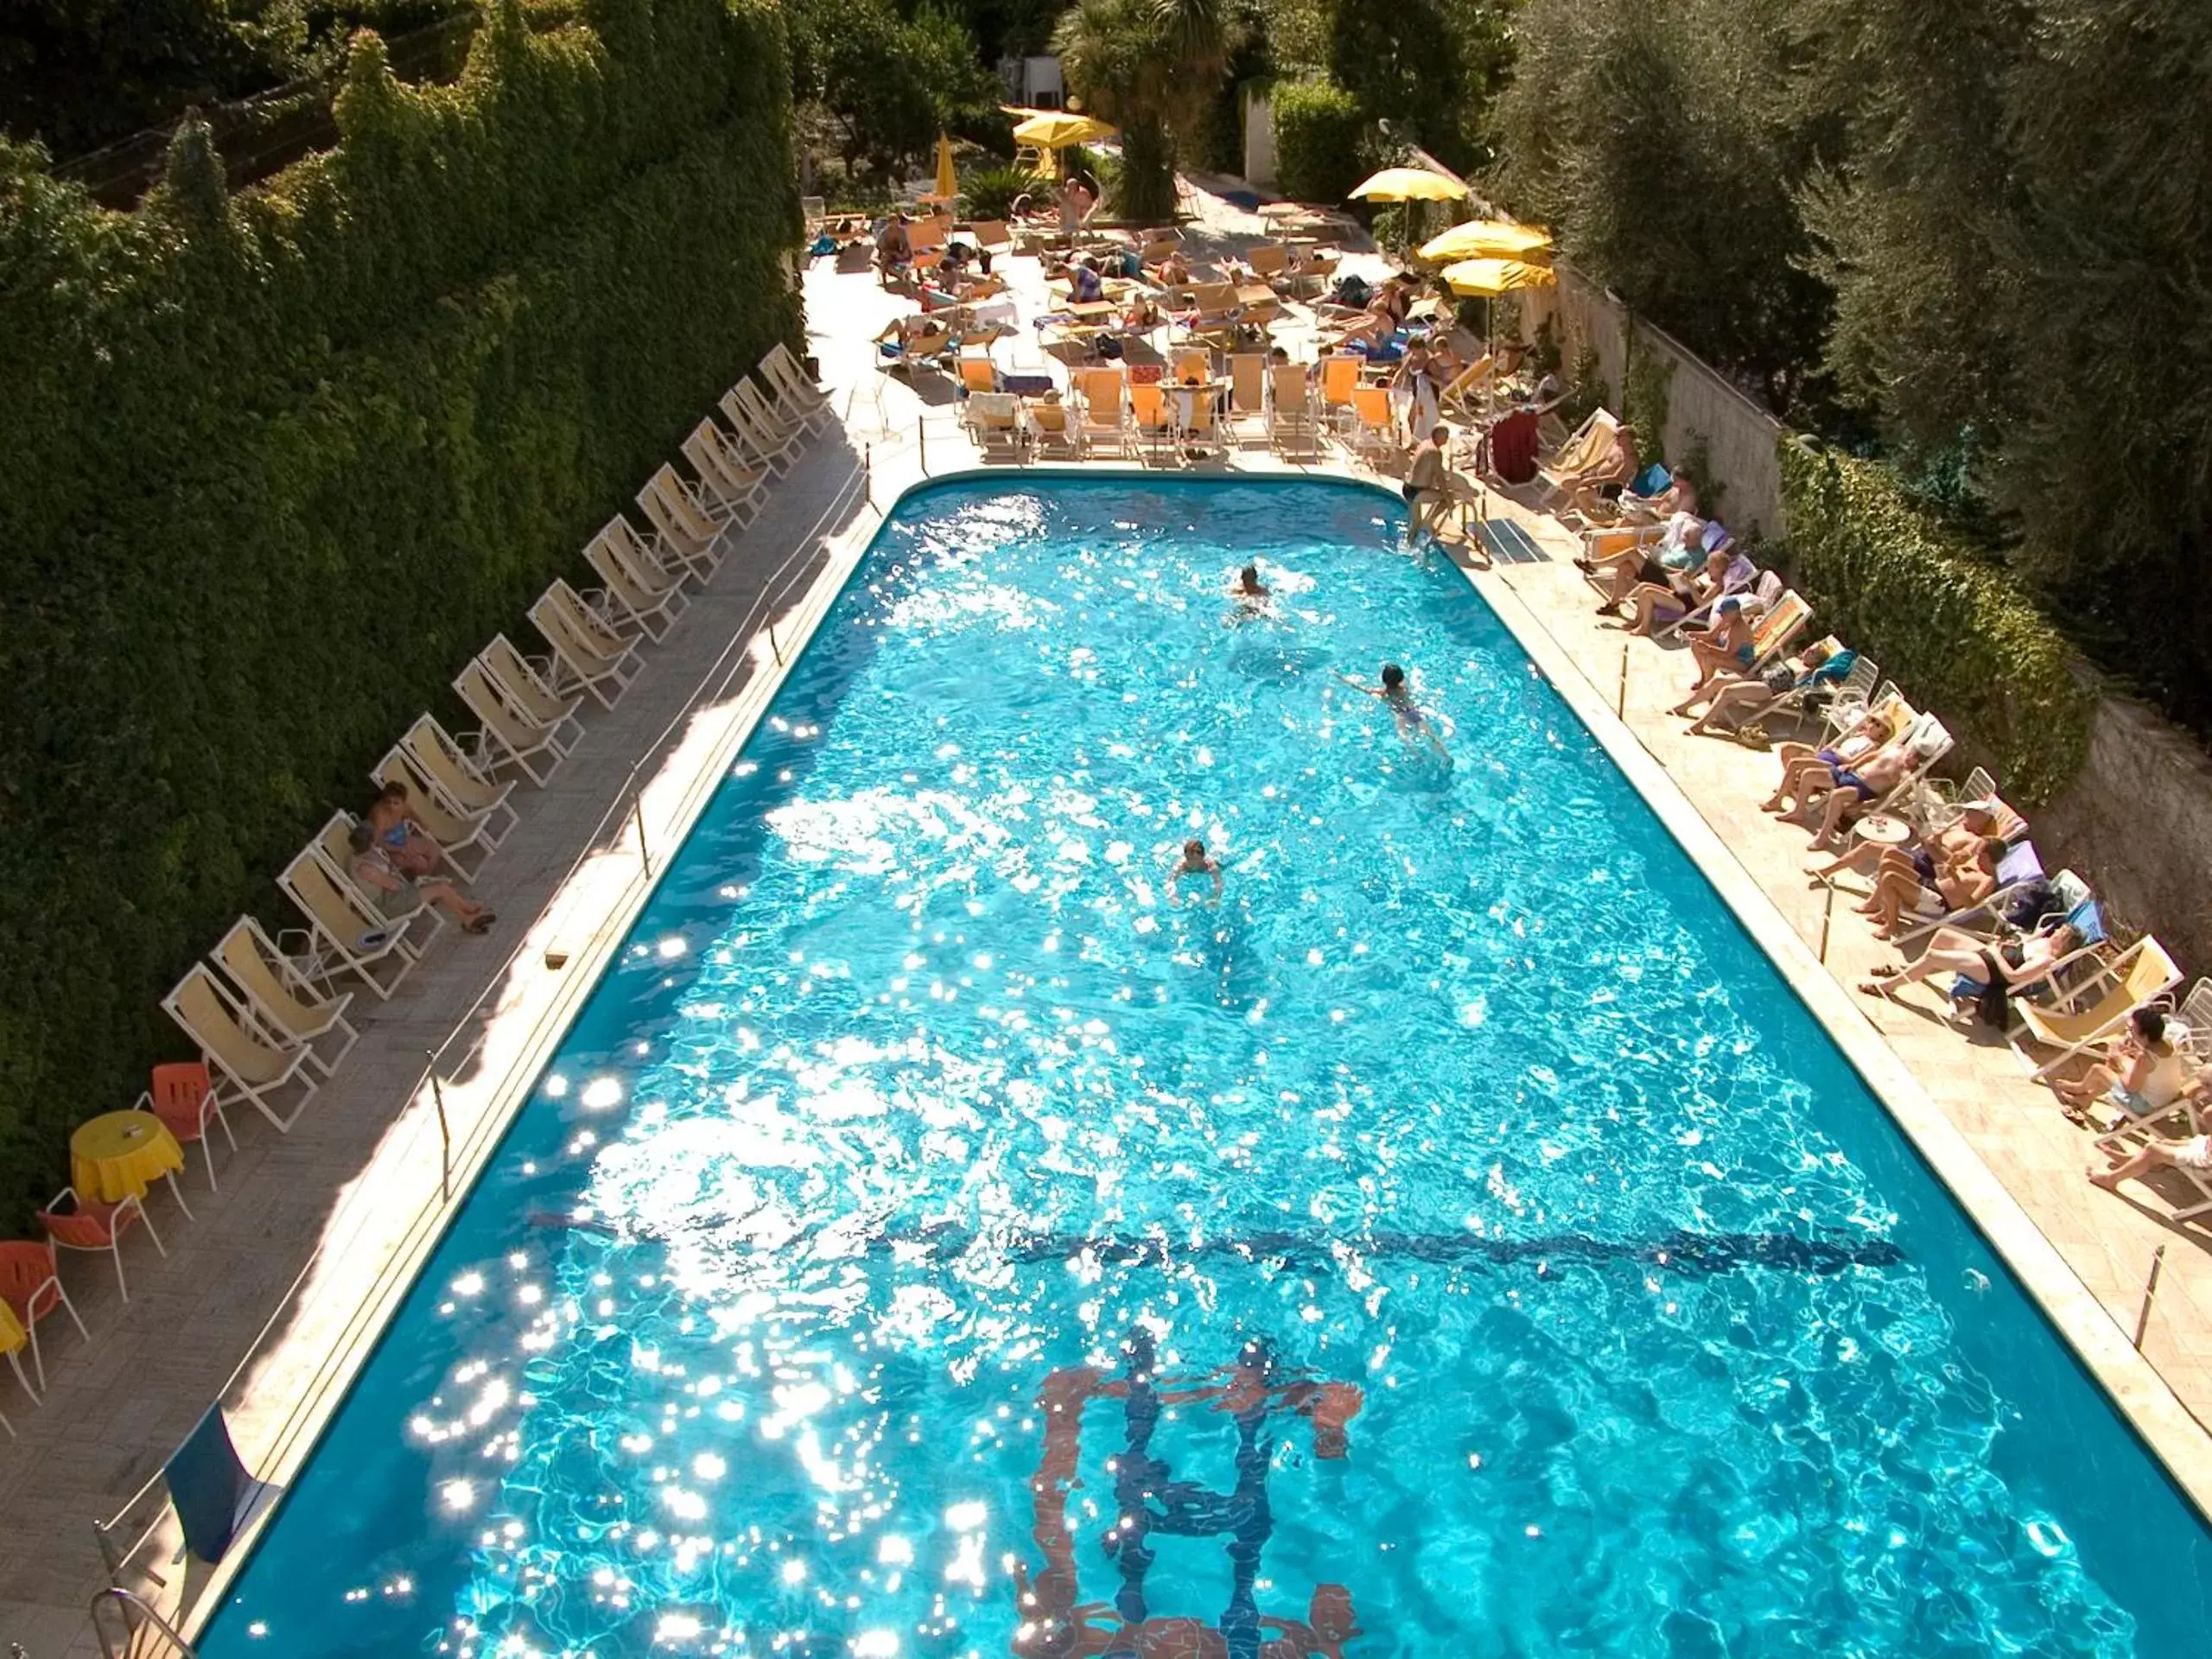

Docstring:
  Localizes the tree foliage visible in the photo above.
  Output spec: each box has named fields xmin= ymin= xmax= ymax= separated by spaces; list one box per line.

xmin=1269 ymin=77 xmax=1365 ymax=204
xmin=0 ymin=0 xmax=800 ymax=1231
xmin=1053 ymin=0 xmax=1233 ymax=219
xmin=1494 ymin=0 xmax=1828 ymax=406
xmin=786 ymin=0 xmax=999 ymax=176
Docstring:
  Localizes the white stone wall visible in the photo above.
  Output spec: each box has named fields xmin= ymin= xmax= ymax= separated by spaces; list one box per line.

xmin=1518 ymin=264 xmax=1787 ymax=543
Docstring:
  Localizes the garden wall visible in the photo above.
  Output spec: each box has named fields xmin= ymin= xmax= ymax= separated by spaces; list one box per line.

xmin=0 ymin=0 xmax=802 ymax=1230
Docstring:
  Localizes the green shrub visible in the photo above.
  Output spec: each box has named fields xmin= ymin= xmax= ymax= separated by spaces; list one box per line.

xmin=1270 ymin=78 xmax=1363 ymax=204
xmin=1777 ymin=440 xmax=2094 ymax=805
xmin=0 ymin=0 xmax=800 ymax=1231
xmin=962 ymin=162 xmax=1037 ymax=221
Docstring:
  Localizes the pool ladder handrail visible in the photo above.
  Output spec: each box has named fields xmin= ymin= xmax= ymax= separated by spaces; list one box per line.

xmin=89 ymin=1587 xmax=195 ymax=1659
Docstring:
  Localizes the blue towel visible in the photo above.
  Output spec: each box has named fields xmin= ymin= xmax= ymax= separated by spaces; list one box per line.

xmin=1630 ymin=462 xmax=1672 ymax=498
xmin=166 ymin=1406 xmax=254 ymax=1564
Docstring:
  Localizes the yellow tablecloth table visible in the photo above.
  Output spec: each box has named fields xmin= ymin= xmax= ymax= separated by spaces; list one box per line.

xmin=70 ymin=1111 xmax=184 ymax=1204
xmin=0 ymin=1299 xmax=24 ymax=1363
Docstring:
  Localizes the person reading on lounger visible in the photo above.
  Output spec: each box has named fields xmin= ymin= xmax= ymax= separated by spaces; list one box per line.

xmin=1669 ymin=598 xmax=1758 ymax=715
xmin=1685 ymin=640 xmax=1853 ymax=738
xmin=348 ymin=820 xmax=495 ymax=934
xmin=1561 ymin=423 xmax=1639 ymax=520
xmin=367 ymin=780 xmax=446 ymax=879
xmin=2050 ymin=1007 xmax=2193 ymax=1127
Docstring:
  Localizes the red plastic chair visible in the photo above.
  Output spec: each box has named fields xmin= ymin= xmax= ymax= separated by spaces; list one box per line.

xmin=0 ymin=1239 xmax=88 ymax=1395
xmin=39 ymin=1186 xmax=164 ymax=1303
xmin=139 ymin=1060 xmax=232 ymax=1193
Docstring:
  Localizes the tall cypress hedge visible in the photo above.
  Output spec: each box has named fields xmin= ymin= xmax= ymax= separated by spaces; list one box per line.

xmin=0 ymin=0 xmax=801 ymax=1230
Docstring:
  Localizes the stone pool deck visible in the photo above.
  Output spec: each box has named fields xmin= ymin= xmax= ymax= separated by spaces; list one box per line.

xmin=3 ymin=197 xmax=2209 ymax=1655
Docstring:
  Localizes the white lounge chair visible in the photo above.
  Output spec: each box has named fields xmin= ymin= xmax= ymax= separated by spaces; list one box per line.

xmin=681 ymin=421 xmax=770 ymax=522
xmin=455 ymin=658 xmax=581 ymax=785
xmin=636 ymin=465 xmax=730 ymax=578
xmin=529 ymin=579 xmax=640 ymax=711
xmin=162 ymin=964 xmax=319 ymax=1132
xmin=276 ymin=847 xmax=426 ymax=1000
xmin=390 ymin=715 xmax=519 ymax=848
xmin=583 ymin=518 xmax=690 ymax=641
xmin=212 ymin=915 xmax=359 ymax=1078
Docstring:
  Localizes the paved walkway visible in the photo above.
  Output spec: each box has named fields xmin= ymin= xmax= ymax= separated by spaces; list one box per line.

xmin=6 ymin=185 xmax=2209 ymax=1656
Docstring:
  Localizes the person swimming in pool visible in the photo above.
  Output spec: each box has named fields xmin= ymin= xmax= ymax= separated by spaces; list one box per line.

xmin=1339 ymin=663 xmax=1449 ymax=760
xmin=1228 ymin=563 xmax=1274 ymax=621
xmin=1170 ymin=837 xmax=1224 ymax=904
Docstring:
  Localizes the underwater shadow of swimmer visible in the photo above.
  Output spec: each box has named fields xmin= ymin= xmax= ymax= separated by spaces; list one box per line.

xmin=1228 ymin=641 xmax=1335 ymax=683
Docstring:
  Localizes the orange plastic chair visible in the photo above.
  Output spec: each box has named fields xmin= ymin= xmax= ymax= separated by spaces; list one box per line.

xmin=39 ymin=1185 xmax=164 ymax=1302
xmin=141 ymin=1060 xmax=234 ymax=1192
xmin=0 ymin=1239 xmax=88 ymax=1395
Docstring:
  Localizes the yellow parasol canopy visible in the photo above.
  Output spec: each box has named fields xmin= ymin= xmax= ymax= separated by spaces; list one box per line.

xmin=1419 ymin=218 xmax=1554 ymax=264
xmin=1440 ymin=257 xmax=1559 ymax=297
xmin=1013 ymin=111 xmax=1116 ymax=149
xmin=923 ymin=134 xmax=957 ymax=204
xmin=1347 ymin=167 xmax=1469 ymax=203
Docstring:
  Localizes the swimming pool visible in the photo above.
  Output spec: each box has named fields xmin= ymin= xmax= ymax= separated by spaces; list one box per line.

xmin=199 ymin=478 xmax=2212 ymax=1657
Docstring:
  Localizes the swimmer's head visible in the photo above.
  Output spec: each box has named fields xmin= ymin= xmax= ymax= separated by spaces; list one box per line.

xmin=1239 ymin=563 xmax=1262 ymax=588
xmin=1381 ymin=664 xmax=1406 ymax=690
xmin=1184 ymin=838 xmax=1206 ymax=861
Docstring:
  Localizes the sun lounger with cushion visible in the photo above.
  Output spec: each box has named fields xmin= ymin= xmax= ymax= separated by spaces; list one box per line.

xmin=455 ymin=658 xmax=582 ymax=786
xmin=163 ymin=965 xmax=320 ymax=1133
xmin=275 ymin=847 xmax=423 ymax=1001
xmin=529 ymin=579 xmax=640 ymax=711
xmin=584 ymin=518 xmax=690 ymax=641
xmin=393 ymin=715 xmax=518 ymax=845
xmin=2015 ymin=937 xmax=2185 ymax=1081
xmin=212 ymin=915 xmax=358 ymax=1078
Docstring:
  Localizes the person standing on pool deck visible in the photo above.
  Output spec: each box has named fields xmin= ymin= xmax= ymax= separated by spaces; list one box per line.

xmin=1171 ymin=838 xmax=1224 ymax=904
xmin=1340 ymin=664 xmax=1449 ymax=760
xmin=1402 ymin=425 xmax=1452 ymax=545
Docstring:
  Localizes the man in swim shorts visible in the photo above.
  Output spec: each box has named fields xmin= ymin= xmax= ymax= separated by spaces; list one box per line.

xmin=1401 ymin=424 xmax=1452 ymax=543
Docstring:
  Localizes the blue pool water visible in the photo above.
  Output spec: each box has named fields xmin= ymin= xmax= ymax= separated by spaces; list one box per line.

xmin=201 ymin=479 xmax=2211 ymax=1658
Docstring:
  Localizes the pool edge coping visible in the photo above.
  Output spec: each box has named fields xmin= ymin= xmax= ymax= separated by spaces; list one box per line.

xmin=180 ymin=461 xmax=2212 ymax=1644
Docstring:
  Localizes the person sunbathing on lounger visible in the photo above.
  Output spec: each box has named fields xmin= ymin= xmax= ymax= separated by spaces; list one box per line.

xmin=1858 ymin=921 xmax=2080 ymax=1007
xmin=1806 ymin=801 xmax=2008 ymax=887
xmin=2088 ymin=1069 xmax=2212 ymax=1194
xmin=1684 ymin=639 xmax=1850 ymax=737
xmin=1764 ymin=710 xmax=1892 ymax=817
xmin=1562 ymin=423 xmax=1639 ymax=520
xmin=1854 ymin=833 xmax=2005 ymax=940
xmin=1802 ymin=740 xmax=1924 ymax=850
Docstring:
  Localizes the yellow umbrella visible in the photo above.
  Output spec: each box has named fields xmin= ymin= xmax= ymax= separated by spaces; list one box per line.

xmin=1013 ymin=111 xmax=1116 ymax=150
xmin=1419 ymin=219 xmax=1554 ymax=264
xmin=1346 ymin=167 xmax=1469 ymax=203
xmin=1440 ymin=257 xmax=1558 ymax=297
xmin=924 ymin=134 xmax=957 ymax=204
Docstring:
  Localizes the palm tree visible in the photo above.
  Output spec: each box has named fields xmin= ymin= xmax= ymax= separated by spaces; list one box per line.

xmin=1052 ymin=0 xmax=1234 ymax=222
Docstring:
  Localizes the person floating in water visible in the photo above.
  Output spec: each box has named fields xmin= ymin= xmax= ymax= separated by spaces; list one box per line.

xmin=1170 ymin=837 xmax=1224 ymax=905
xmin=1339 ymin=663 xmax=1449 ymax=760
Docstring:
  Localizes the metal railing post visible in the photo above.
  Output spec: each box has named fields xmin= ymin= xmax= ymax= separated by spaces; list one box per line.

xmin=632 ymin=796 xmax=652 ymax=878
xmin=2134 ymin=1243 xmax=2168 ymax=1349
xmin=918 ymin=410 xmax=926 ymax=475
xmin=427 ymin=1058 xmax=452 ymax=1205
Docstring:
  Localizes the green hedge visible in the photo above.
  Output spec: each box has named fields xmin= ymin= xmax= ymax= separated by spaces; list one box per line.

xmin=1270 ymin=79 xmax=1365 ymax=205
xmin=0 ymin=0 xmax=800 ymax=1231
xmin=1777 ymin=440 xmax=2094 ymax=807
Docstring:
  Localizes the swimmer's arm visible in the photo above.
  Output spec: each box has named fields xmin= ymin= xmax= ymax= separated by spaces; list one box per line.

xmin=1208 ymin=868 xmax=1224 ymax=901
